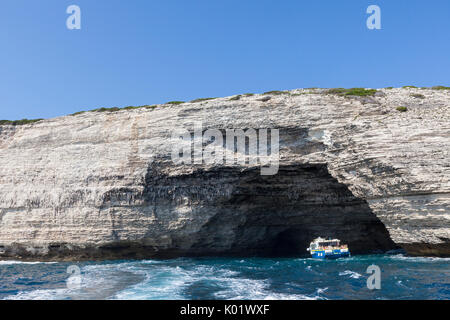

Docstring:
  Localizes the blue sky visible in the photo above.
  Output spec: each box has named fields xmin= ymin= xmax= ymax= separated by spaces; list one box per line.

xmin=0 ymin=0 xmax=449 ymax=120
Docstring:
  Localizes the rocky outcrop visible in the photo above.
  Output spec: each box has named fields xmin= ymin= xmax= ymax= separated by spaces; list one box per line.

xmin=0 ymin=88 xmax=448 ymax=260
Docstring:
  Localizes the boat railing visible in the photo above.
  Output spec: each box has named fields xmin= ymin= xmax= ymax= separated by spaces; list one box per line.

xmin=317 ymin=244 xmax=348 ymax=250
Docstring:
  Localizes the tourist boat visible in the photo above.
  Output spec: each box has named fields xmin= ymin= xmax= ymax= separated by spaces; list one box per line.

xmin=307 ymin=237 xmax=350 ymax=259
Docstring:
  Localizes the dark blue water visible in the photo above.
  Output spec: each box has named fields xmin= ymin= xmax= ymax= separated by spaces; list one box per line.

xmin=0 ymin=255 xmax=448 ymax=300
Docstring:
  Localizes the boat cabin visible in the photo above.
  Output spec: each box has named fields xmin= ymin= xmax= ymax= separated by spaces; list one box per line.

xmin=309 ymin=238 xmax=345 ymax=250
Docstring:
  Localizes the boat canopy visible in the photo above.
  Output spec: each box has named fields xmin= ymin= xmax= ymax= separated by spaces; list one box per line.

xmin=318 ymin=240 xmax=340 ymax=247
xmin=310 ymin=238 xmax=341 ymax=248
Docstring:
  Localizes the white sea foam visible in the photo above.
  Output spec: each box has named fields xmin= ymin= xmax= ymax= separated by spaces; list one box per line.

xmin=213 ymin=277 xmax=318 ymax=300
xmin=388 ymin=254 xmax=450 ymax=263
xmin=0 ymin=260 xmax=57 ymax=265
xmin=339 ymin=270 xmax=362 ymax=279
xmin=4 ymin=261 xmax=146 ymax=300
xmin=5 ymin=288 xmax=71 ymax=300
xmin=113 ymin=265 xmax=196 ymax=300
xmin=112 ymin=262 xmax=318 ymax=300
xmin=316 ymin=287 xmax=328 ymax=294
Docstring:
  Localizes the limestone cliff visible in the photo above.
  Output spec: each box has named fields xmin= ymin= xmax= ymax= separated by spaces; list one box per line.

xmin=0 ymin=87 xmax=448 ymax=260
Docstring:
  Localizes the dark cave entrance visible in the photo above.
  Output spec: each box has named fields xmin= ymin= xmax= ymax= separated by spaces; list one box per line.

xmin=271 ymin=229 xmax=306 ymax=256
xmin=183 ymin=164 xmax=397 ymax=257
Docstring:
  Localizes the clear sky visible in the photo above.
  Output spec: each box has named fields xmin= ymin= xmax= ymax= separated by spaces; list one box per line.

xmin=1 ymin=0 xmax=449 ymax=120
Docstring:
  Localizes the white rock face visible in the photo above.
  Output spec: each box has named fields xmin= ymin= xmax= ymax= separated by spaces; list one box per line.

xmin=0 ymin=88 xmax=448 ymax=260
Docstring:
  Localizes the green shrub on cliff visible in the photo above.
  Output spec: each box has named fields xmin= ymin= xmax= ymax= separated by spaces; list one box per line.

xmin=166 ymin=101 xmax=185 ymax=105
xmin=431 ymin=86 xmax=450 ymax=90
xmin=229 ymin=95 xmax=241 ymax=101
xmin=229 ymin=93 xmax=256 ymax=100
xmin=326 ymin=88 xmax=377 ymax=96
xmin=92 ymin=107 xmax=121 ymax=112
xmin=190 ymin=97 xmax=217 ymax=103
xmin=345 ymin=88 xmax=377 ymax=96
xmin=396 ymin=106 xmax=408 ymax=112
xmin=70 ymin=111 xmax=86 ymax=116
xmin=70 ymin=104 xmax=159 ymax=116
xmin=411 ymin=94 xmax=425 ymax=99
xmin=325 ymin=88 xmax=347 ymax=94
xmin=0 ymin=119 xmax=43 ymax=126
xmin=124 ymin=105 xmax=157 ymax=110
xmin=263 ymin=90 xmax=289 ymax=95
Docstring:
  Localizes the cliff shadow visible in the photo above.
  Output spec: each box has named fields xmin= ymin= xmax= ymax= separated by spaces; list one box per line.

xmin=145 ymin=163 xmax=398 ymax=258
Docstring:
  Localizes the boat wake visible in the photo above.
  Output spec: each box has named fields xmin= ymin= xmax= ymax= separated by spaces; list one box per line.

xmin=1 ymin=255 xmax=449 ymax=300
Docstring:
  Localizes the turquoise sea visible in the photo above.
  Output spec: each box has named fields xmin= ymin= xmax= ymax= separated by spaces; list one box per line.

xmin=0 ymin=255 xmax=448 ymax=300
